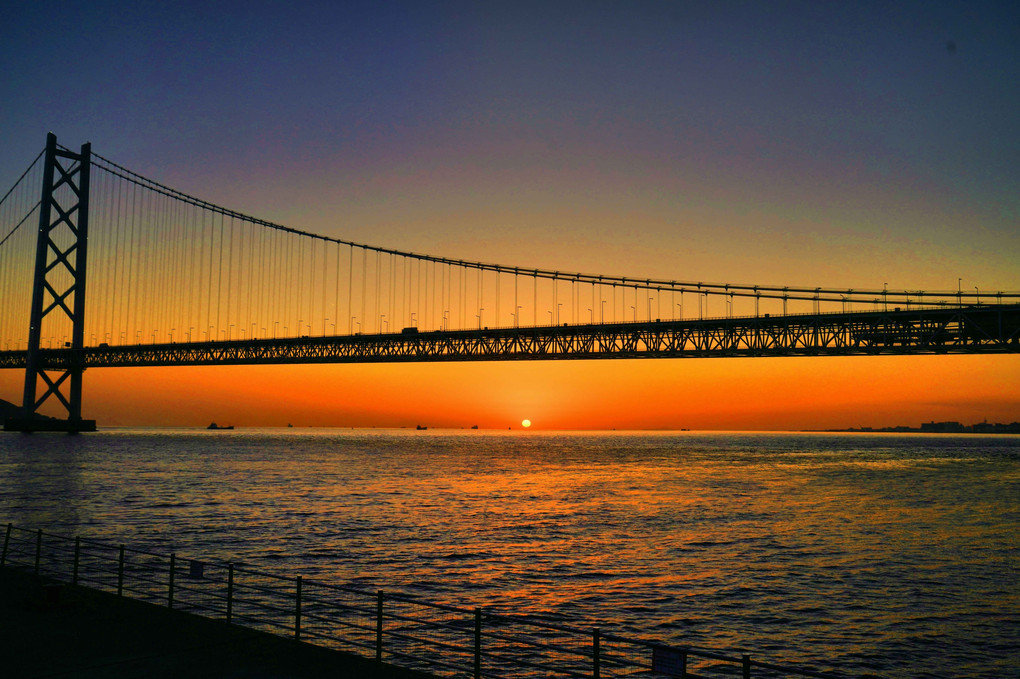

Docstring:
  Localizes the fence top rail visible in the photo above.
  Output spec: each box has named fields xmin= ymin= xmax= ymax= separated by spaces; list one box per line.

xmin=304 ymin=577 xmax=386 ymax=598
xmin=483 ymin=610 xmax=591 ymax=636
xmin=69 ymin=534 xmax=166 ymax=559
xmin=382 ymin=589 xmax=476 ymax=615
xmin=231 ymin=562 xmax=300 ymax=583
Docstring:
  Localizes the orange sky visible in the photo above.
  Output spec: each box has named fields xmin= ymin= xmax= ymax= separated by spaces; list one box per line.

xmin=3 ymin=354 xmax=1016 ymax=430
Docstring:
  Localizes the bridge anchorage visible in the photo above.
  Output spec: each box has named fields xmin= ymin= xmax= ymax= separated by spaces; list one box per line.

xmin=1 ymin=134 xmax=1018 ymax=432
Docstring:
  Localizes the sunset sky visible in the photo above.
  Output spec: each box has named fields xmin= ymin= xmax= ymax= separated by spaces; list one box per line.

xmin=1 ymin=1 xmax=1018 ymax=429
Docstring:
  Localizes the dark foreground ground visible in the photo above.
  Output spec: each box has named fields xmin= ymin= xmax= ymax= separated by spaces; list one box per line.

xmin=0 ymin=566 xmax=434 ymax=678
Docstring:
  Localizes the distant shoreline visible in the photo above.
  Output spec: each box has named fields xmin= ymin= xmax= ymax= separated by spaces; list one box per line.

xmin=811 ymin=421 xmax=1020 ymax=434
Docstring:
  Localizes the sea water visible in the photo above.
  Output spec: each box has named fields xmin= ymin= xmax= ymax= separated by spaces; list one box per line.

xmin=1 ymin=429 xmax=1017 ymax=677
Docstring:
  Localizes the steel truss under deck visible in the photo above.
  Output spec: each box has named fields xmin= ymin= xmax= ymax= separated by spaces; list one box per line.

xmin=1 ymin=305 xmax=1017 ymax=371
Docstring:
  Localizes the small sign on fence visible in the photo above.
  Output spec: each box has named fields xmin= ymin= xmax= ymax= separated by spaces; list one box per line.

xmin=652 ymin=646 xmax=687 ymax=677
xmin=188 ymin=560 xmax=204 ymax=579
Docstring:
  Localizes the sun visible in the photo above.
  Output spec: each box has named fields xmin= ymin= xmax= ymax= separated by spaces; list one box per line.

xmin=521 ymin=419 xmax=531 ymax=428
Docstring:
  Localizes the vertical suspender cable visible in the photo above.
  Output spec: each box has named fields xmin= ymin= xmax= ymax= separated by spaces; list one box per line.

xmin=347 ymin=244 xmax=353 ymax=334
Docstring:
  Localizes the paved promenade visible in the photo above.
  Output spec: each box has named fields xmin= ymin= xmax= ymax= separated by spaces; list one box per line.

xmin=0 ymin=566 xmax=433 ymax=678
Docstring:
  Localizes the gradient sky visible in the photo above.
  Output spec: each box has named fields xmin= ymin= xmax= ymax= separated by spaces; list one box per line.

xmin=2 ymin=1 xmax=1018 ymax=429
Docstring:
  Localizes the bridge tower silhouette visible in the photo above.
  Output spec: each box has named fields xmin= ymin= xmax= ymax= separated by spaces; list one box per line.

xmin=6 ymin=134 xmax=95 ymax=432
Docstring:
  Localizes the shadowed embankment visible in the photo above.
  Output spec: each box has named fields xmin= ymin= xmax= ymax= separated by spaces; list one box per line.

xmin=0 ymin=566 xmax=434 ymax=678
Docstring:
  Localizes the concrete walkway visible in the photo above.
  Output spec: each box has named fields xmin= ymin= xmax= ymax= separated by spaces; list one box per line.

xmin=0 ymin=566 xmax=434 ymax=678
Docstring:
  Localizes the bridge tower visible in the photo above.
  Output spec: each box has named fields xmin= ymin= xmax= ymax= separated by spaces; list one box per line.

xmin=4 ymin=133 xmax=96 ymax=432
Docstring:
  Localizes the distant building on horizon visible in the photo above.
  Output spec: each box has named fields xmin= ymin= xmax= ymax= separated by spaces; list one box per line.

xmin=920 ymin=421 xmax=965 ymax=433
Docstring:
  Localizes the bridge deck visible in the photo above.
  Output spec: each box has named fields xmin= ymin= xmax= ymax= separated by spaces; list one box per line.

xmin=1 ymin=305 xmax=1017 ymax=370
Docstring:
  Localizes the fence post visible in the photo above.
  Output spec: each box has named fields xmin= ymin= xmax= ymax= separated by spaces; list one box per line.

xmin=375 ymin=590 xmax=384 ymax=662
xmin=295 ymin=576 xmax=302 ymax=640
xmin=168 ymin=553 xmax=175 ymax=608
xmin=226 ymin=563 xmax=234 ymax=623
xmin=742 ymin=654 xmax=751 ymax=679
xmin=73 ymin=537 xmax=80 ymax=585
xmin=1 ymin=523 xmax=11 ymax=567
xmin=592 ymin=627 xmax=600 ymax=679
xmin=34 ymin=529 xmax=42 ymax=575
xmin=117 ymin=545 xmax=125 ymax=596
xmin=474 ymin=607 xmax=482 ymax=679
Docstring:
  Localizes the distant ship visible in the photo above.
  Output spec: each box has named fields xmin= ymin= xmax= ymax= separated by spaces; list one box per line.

xmin=416 ymin=424 xmax=428 ymax=430
xmin=207 ymin=422 xmax=234 ymax=430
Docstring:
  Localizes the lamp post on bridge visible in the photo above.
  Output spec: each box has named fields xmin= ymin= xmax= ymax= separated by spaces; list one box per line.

xmin=974 ymin=287 xmax=979 ymax=305
xmin=323 ymin=318 xmax=329 ymax=336
xmin=477 ymin=309 xmax=483 ymax=329
xmin=169 ymin=328 xmax=175 ymax=343
xmin=630 ymin=305 xmax=636 ymax=323
xmin=601 ymin=300 xmax=606 ymax=324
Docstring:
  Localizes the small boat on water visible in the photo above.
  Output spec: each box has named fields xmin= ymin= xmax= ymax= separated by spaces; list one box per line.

xmin=207 ymin=422 xmax=234 ymax=430
xmin=416 ymin=424 xmax=428 ymax=430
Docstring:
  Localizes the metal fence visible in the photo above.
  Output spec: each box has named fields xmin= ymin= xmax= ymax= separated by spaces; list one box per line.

xmin=1 ymin=523 xmax=841 ymax=679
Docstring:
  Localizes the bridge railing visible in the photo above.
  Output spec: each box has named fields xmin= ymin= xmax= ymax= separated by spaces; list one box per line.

xmin=1 ymin=523 xmax=841 ymax=678
xmin=0 ymin=521 xmax=844 ymax=676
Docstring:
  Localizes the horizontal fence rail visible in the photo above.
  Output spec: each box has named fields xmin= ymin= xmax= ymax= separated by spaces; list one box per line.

xmin=0 ymin=523 xmax=845 ymax=679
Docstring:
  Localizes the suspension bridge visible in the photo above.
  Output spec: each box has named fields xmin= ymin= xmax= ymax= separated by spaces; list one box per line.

xmin=2 ymin=134 xmax=1018 ymax=432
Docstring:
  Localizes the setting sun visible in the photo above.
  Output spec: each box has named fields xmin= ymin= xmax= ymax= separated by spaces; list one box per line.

xmin=521 ymin=419 xmax=531 ymax=428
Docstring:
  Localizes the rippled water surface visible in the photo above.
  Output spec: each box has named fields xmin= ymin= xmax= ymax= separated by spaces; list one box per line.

xmin=1 ymin=429 xmax=1017 ymax=677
